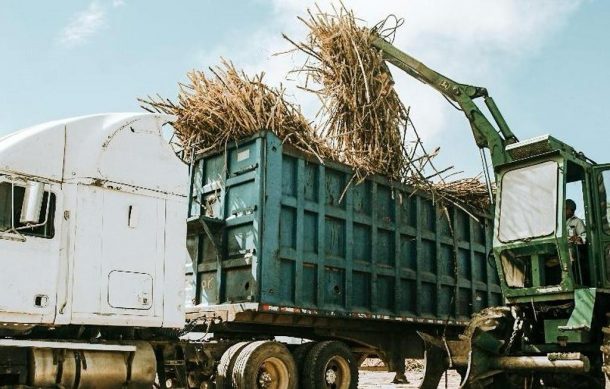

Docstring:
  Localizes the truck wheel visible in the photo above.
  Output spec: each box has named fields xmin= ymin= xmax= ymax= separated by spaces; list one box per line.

xmin=216 ymin=341 xmax=249 ymax=389
xmin=301 ymin=341 xmax=358 ymax=389
xmin=292 ymin=342 xmax=316 ymax=370
xmin=232 ymin=340 xmax=297 ymax=389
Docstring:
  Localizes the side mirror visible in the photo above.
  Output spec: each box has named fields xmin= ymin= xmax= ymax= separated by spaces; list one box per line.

xmin=20 ymin=181 xmax=45 ymax=224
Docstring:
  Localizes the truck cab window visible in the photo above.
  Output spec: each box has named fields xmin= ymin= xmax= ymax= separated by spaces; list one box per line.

xmin=0 ymin=182 xmax=56 ymax=239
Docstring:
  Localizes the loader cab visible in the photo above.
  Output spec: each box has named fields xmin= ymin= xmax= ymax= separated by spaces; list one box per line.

xmin=492 ymin=135 xmax=604 ymax=302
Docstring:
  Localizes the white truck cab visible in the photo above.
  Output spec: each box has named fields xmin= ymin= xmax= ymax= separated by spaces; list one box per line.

xmin=0 ymin=113 xmax=188 ymax=331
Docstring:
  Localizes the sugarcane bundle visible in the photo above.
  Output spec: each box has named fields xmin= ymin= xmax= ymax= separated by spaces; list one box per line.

xmin=433 ymin=178 xmax=492 ymax=214
xmin=140 ymin=60 xmax=331 ymax=161
xmin=283 ymin=5 xmax=409 ymax=182
xmin=141 ymin=6 xmax=492 ymax=216
xmin=284 ymin=5 xmax=492 ymax=214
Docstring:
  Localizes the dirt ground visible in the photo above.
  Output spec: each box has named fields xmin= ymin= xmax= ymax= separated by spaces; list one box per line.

xmin=358 ymin=360 xmax=461 ymax=389
xmin=358 ymin=364 xmax=610 ymax=388
xmin=358 ymin=370 xmax=461 ymax=389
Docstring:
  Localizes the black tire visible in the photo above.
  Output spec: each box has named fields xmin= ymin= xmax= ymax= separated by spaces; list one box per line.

xmin=301 ymin=341 xmax=358 ymax=389
xmin=232 ymin=340 xmax=297 ymax=389
xmin=293 ymin=342 xmax=317 ymax=370
xmin=215 ymin=341 xmax=249 ymax=389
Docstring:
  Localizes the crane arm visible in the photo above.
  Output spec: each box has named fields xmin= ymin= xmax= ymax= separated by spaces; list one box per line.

xmin=372 ymin=37 xmax=518 ymax=167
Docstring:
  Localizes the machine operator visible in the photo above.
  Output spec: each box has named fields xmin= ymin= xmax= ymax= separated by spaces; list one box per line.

xmin=566 ymin=199 xmax=586 ymax=244
xmin=544 ymin=199 xmax=587 ymax=285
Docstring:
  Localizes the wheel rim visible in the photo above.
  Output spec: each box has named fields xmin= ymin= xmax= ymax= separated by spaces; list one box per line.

xmin=323 ymin=356 xmax=351 ymax=389
xmin=257 ymin=357 xmax=290 ymax=389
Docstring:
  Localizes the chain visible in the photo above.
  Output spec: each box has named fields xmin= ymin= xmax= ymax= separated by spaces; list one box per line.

xmin=504 ymin=316 xmax=523 ymax=354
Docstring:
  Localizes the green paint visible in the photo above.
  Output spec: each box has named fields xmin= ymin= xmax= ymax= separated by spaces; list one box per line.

xmin=545 ymin=319 xmax=590 ymax=344
xmin=562 ymin=288 xmax=596 ymax=329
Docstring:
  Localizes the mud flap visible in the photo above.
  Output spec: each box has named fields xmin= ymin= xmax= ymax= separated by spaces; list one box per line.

xmin=459 ymin=350 xmax=504 ymax=388
xmin=418 ymin=332 xmax=451 ymax=389
xmin=418 ymin=330 xmax=502 ymax=389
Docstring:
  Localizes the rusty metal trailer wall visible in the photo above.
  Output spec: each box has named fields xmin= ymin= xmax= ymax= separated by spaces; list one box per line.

xmin=187 ymin=132 xmax=501 ymax=323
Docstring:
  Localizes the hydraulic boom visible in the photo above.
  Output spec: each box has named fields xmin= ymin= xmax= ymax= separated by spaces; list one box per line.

xmin=372 ymin=37 xmax=518 ymax=167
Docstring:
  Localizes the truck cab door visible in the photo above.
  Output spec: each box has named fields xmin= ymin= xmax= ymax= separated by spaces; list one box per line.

xmin=0 ymin=177 xmax=61 ymax=323
xmin=70 ymin=184 xmax=165 ymax=326
xmin=592 ymin=165 xmax=610 ymax=287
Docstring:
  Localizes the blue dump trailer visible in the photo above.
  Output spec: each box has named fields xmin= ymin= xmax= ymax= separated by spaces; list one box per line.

xmin=185 ymin=131 xmax=501 ymax=383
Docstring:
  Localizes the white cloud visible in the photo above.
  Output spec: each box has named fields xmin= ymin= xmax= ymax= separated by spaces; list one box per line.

xmin=59 ymin=2 xmax=106 ymax=48
xmin=198 ymin=0 xmax=584 ymax=175
xmin=112 ymin=0 xmax=125 ymax=8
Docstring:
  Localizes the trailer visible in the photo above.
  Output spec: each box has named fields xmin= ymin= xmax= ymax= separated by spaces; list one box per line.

xmin=0 ymin=115 xmax=499 ymax=388
xmin=183 ymin=131 xmax=501 ymax=386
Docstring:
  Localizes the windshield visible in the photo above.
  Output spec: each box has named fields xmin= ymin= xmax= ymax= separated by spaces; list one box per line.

xmin=498 ymin=161 xmax=559 ymax=242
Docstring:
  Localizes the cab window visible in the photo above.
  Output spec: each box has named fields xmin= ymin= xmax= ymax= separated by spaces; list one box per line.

xmin=0 ymin=182 xmax=56 ymax=239
xmin=498 ymin=161 xmax=558 ymax=243
xmin=566 ymin=162 xmax=586 ymax=224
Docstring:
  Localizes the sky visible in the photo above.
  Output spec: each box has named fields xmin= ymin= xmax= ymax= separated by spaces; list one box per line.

xmin=1 ymin=0 xmax=609 ymax=179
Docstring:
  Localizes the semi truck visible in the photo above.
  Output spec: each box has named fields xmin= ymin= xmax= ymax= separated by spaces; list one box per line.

xmin=372 ymin=34 xmax=610 ymax=388
xmin=0 ymin=112 xmax=499 ymax=388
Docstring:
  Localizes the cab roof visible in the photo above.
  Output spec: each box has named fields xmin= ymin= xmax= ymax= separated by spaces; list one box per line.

xmin=0 ymin=113 xmax=187 ymax=196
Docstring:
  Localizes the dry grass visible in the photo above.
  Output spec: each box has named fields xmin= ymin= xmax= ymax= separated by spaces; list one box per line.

xmin=434 ymin=177 xmax=492 ymax=214
xmin=140 ymin=60 xmax=331 ymax=162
